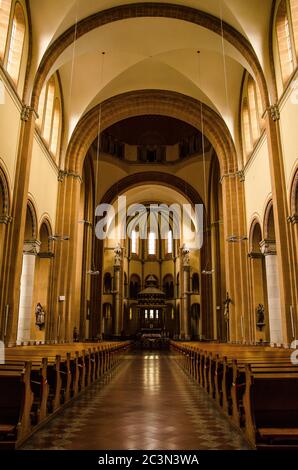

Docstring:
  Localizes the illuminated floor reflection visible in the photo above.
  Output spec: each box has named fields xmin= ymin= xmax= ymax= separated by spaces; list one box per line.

xmin=22 ymin=352 xmax=250 ymax=450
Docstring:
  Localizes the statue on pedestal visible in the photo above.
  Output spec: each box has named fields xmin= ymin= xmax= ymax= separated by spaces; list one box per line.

xmin=114 ymin=243 xmax=122 ymax=266
xmin=181 ymin=243 xmax=190 ymax=266
xmin=256 ymin=304 xmax=265 ymax=331
xmin=35 ymin=303 xmax=45 ymax=329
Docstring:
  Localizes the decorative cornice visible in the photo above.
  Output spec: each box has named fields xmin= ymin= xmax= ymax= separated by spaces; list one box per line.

xmin=0 ymin=214 xmax=12 ymax=224
xmin=58 ymin=170 xmax=82 ymax=183
xmin=259 ymin=239 xmax=276 ymax=256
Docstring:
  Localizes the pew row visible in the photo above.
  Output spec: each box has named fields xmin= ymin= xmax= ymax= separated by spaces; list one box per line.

xmin=170 ymin=341 xmax=298 ymax=449
xmin=0 ymin=341 xmax=132 ymax=448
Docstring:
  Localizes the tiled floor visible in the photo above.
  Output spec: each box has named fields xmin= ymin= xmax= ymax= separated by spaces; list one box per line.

xmin=22 ymin=352 xmax=251 ymax=450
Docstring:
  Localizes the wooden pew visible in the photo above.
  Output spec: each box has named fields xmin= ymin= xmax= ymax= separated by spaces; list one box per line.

xmin=0 ymin=341 xmax=132 ymax=448
xmin=242 ymin=365 xmax=298 ymax=447
xmin=0 ymin=362 xmax=34 ymax=447
xmin=170 ymin=340 xmax=298 ymax=448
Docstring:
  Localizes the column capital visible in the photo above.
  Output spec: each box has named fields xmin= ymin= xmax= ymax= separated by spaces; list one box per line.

xmin=21 ymin=105 xmax=37 ymax=122
xmin=0 ymin=214 xmax=12 ymax=224
xmin=58 ymin=170 xmax=82 ymax=183
xmin=220 ymin=169 xmax=245 ymax=183
xmin=265 ymin=104 xmax=280 ymax=122
xmin=23 ymin=239 xmax=41 ymax=255
xmin=259 ymin=239 xmax=276 ymax=256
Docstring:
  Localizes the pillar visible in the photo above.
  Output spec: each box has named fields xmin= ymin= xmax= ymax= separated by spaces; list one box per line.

xmin=265 ymin=105 xmax=295 ymax=344
xmin=48 ymin=171 xmax=81 ymax=343
xmin=0 ymin=215 xmax=12 ymax=341
xmin=113 ymin=244 xmax=122 ymax=337
xmin=16 ymin=240 xmax=41 ymax=344
xmin=1 ymin=106 xmax=37 ymax=346
xmin=260 ymin=240 xmax=283 ymax=345
xmin=180 ymin=245 xmax=190 ymax=340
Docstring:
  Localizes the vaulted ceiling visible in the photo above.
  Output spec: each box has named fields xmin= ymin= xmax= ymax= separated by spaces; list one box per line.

xmin=28 ymin=1 xmax=273 ymax=154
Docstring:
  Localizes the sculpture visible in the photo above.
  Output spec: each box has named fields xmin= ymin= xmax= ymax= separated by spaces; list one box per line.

xmin=223 ymin=292 xmax=231 ymax=322
xmin=114 ymin=243 xmax=122 ymax=266
xmin=256 ymin=304 xmax=265 ymax=331
xmin=181 ymin=243 xmax=190 ymax=266
xmin=35 ymin=303 xmax=45 ymax=330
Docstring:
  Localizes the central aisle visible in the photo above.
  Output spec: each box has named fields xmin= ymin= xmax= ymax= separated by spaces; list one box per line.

xmin=22 ymin=352 xmax=250 ymax=450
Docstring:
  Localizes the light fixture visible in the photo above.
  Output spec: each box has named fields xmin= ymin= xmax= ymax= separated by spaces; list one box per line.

xmin=87 ymin=270 xmax=100 ymax=276
xmin=49 ymin=235 xmax=70 ymax=241
xmin=78 ymin=220 xmax=93 ymax=226
xmin=202 ymin=269 xmax=215 ymax=275
xmin=227 ymin=235 xmax=248 ymax=243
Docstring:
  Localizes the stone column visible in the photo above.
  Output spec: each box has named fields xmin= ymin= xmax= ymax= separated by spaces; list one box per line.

xmin=48 ymin=171 xmax=81 ymax=343
xmin=0 ymin=215 xmax=12 ymax=340
xmin=1 ymin=106 xmax=37 ymax=346
xmin=17 ymin=240 xmax=41 ymax=344
xmin=265 ymin=104 xmax=295 ymax=343
xmin=113 ymin=244 xmax=122 ymax=337
xmin=180 ymin=244 xmax=190 ymax=340
xmin=260 ymin=240 xmax=283 ymax=345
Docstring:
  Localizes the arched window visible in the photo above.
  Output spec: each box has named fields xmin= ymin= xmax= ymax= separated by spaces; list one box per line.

xmin=176 ymin=272 xmax=180 ymax=298
xmin=247 ymin=77 xmax=259 ymax=143
xmin=163 ymin=274 xmax=174 ymax=299
xmin=103 ymin=272 xmax=112 ymax=294
xmin=36 ymin=83 xmax=46 ymax=129
xmin=290 ymin=0 xmax=298 ymax=56
xmin=191 ymin=303 xmax=200 ymax=319
xmin=6 ymin=2 xmax=25 ymax=84
xmin=0 ymin=0 xmax=11 ymax=60
xmin=43 ymin=77 xmax=55 ymax=143
xmin=148 ymin=231 xmax=156 ymax=255
xmin=276 ymin=0 xmax=295 ymax=84
xmin=50 ymin=98 xmax=61 ymax=156
xmin=36 ymin=75 xmax=62 ymax=161
xmin=192 ymin=273 xmax=200 ymax=293
xmin=131 ymin=229 xmax=138 ymax=255
xmin=103 ymin=303 xmax=112 ymax=319
xmin=167 ymin=230 xmax=173 ymax=254
xmin=129 ymin=274 xmax=140 ymax=299
xmin=242 ymin=99 xmax=252 ymax=156
xmin=124 ymin=272 xmax=128 ymax=298
xmin=242 ymin=76 xmax=264 ymax=160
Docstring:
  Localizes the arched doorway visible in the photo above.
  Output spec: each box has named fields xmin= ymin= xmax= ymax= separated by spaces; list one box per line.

xmin=191 ymin=303 xmax=201 ymax=340
xmin=248 ymin=220 xmax=269 ymax=343
xmin=31 ymin=220 xmax=53 ymax=343
xmin=260 ymin=203 xmax=283 ymax=345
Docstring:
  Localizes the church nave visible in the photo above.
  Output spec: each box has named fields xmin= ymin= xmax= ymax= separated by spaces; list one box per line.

xmin=21 ymin=352 xmax=250 ymax=451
